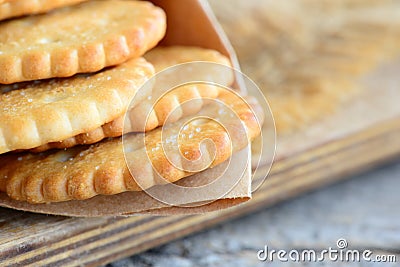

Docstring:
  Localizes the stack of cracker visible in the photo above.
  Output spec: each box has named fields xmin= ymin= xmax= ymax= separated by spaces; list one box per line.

xmin=0 ymin=0 xmax=262 ymax=215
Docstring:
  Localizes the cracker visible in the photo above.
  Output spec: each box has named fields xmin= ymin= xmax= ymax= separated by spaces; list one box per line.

xmin=0 ymin=92 xmax=262 ymax=204
xmin=0 ymin=0 xmax=166 ymax=84
xmin=29 ymin=46 xmax=233 ymax=152
xmin=0 ymin=57 xmax=154 ymax=154
xmin=144 ymin=46 xmax=232 ymax=72
xmin=30 ymin=83 xmax=222 ymax=153
xmin=0 ymin=0 xmax=89 ymax=21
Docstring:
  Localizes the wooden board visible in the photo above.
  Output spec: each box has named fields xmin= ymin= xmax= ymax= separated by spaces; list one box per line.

xmin=2 ymin=1 xmax=400 ymax=266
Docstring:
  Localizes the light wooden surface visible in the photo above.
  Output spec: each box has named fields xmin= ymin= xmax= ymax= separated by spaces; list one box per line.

xmin=1 ymin=1 xmax=400 ymax=266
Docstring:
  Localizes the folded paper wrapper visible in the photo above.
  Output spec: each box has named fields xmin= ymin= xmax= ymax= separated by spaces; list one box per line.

xmin=0 ymin=0 xmax=253 ymax=217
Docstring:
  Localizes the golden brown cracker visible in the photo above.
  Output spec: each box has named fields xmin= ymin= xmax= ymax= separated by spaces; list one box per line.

xmin=29 ymin=46 xmax=234 ymax=152
xmin=0 ymin=93 xmax=262 ymax=204
xmin=0 ymin=0 xmax=89 ymax=21
xmin=144 ymin=46 xmax=232 ymax=72
xmin=0 ymin=0 xmax=166 ymax=84
xmin=0 ymin=57 xmax=154 ymax=154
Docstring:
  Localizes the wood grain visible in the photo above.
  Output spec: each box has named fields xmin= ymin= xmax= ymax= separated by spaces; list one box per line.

xmin=209 ymin=0 xmax=400 ymax=133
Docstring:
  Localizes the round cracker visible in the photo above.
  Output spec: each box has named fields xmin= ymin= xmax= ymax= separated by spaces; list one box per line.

xmin=0 ymin=57 xmax=154 ymax=154
xmin=0 ymin=93 xmax=261 ymax=204
xmin=0 ymin=0 xmax=166 ymax=83
xmin=28 ymin=46 xmax=234 ymax=152
xmin=0 ymin=0 xmax=90 ymax=21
